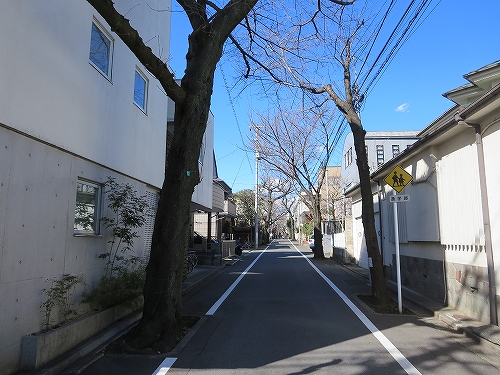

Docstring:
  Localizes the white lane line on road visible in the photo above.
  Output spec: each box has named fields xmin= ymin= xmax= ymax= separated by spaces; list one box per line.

xmin=205 ymin=243 xmax=271 ymax=316
xmin=292 ymin=242 xmax=422 ymax=375
xmin=152 ymin=357 xmax=176 ymax=375
xmin=152 ymin=244 xmax=271 ymax=374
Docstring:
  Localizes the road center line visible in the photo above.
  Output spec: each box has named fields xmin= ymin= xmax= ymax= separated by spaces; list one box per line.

xmin=291 ymin=241 xmax=422 ymax=375
xmin=205 ymin=243 xmax=271 ymax=316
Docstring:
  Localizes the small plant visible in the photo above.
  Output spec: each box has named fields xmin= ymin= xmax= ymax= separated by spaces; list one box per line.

xmin=41 ymin=274 xmax=84 ymax=331
xmin=82 ymin=257 xmax=145 ymax=310
xmin=100 ymin=177 xmax=149 ymax=280
xmin=82 ymin=177 xmax=150 ymax=311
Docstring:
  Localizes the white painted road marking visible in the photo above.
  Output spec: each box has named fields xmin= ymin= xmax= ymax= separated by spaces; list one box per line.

xmin=152 ymin=357 xmax=176 ymax=375
xmin=291 ymin=241 xmax=422 ymax=375
xmin=154 ymin=240 xmax=421 ymax=374
xmin=206 ymin=244 xmax=270 ymax=315
xmin=152 ymin=244 xmax=271 ymax=374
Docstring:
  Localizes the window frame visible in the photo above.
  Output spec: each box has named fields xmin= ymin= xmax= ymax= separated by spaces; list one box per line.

xmin=344 ymin=147 xmax=353 ymax=167
xmin=89 ymin=20 xmax=114 ymax=80
xmin=392 ymin=144 xmax=400 ymax=158
xmin=376 ymin=144 xmax=384 ymax=166
xmin=133 ymin=68 xmax=149 ymax=112
xmin=74 ymin=180 xmax=102 ymax=236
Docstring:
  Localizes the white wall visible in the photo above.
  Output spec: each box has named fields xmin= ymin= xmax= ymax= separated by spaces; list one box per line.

xmin=191 ymin=113 xmax=215 ymax=210
xmin=483 ymin=118 xmax=500 ymax=294
xmin=436 ymin=129 xmax=485 ymax=253
xmin=0 ymin=1 xmax=172 ymax=373
xmin=0 ymin=0 xmax=171 ymax=188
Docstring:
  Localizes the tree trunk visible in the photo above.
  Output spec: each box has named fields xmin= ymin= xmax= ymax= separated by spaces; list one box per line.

xmin=350 ymin=122 xmax=389 ymax=306
xmin=312 ymin=198 xmax=324 ymax=259
xmin=126 ymin=26 xmax=223 ymax=352
xmin=126 ymin=91 xmax=209 ymax=351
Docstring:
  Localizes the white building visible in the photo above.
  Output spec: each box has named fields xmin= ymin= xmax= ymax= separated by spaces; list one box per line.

xmin=0 ymin=2 xmax=215 ymax=373
xmin=347 ymin=60 xmax=500 ymax=325
xmin=337 ymin=131 xmax=419 ymax=264
xmin=341 ymin=131 xmax=419 ymax=191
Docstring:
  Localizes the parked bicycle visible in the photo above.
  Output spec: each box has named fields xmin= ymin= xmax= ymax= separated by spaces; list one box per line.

xmin=186 ymin=251 xmax=198 ymax=274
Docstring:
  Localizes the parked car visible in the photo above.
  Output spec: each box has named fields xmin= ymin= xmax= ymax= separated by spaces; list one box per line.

xmin=308 ymin=235 xmax=314 ymax=250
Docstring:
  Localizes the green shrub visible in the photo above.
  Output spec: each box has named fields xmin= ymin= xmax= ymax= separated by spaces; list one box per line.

xmin=83 ymin=258 xmax=145 ymax=310
xmin=100 ymin=177 xmax=149 ymax=280
xmin=302 ymin=221 xmax=314 ymax=237
xmin=41 ymin=274 xmax=84 ymax=330
xmin=83 ymin=177 xmax=151 ymax=311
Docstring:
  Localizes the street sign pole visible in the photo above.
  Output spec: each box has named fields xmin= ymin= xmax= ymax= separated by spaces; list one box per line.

xmin=392 ymin=189 xmax=403 ymax=314
xmin=385 ymin=165 xmax=412 ymax=315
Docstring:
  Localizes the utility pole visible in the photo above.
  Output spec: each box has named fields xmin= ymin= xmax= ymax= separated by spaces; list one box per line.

xmin=325 ymin=167 xmax=330 ymax=221
xmin=250 ymin=125 xmax=262 ymax=250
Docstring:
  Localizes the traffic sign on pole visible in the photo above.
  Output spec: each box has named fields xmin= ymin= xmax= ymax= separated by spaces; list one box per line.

xmin=384 ymin=165 xmax=413 ymax=314
xmin=384 ymin=165 xmax=413 ymax=193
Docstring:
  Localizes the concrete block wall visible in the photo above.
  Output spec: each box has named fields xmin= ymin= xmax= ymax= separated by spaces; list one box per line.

xmin=446 ymin=262 xmax=491 ymax=323
xmin=389 ymin=255 xmax=446 ymax=304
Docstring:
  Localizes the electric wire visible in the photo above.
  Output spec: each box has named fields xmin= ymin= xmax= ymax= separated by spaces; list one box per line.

xmin=360 ymin=0 xmax=438 ymax=99
xmin=219 ymin=63 xmax=254 ymax=189
xmin=310 ymin=0 xmax=439 ymax=184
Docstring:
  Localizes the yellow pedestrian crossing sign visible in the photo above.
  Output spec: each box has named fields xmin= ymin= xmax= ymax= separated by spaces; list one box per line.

xmin=384 ymin=165 xmax=413 ymax=193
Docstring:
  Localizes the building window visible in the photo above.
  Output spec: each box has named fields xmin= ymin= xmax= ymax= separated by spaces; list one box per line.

xmin=199 ymin=142 xmax=205 ymax=165
xmin=134 ymin=69 xmax=148 ymax=111
xmin=344 ymin=147 xmax=353 ymax=167
xmin=74 ymin=181 xmax=100 ymax=235
xmin=392 ymin=145 xmax=400 ymax=158
xmin=89 ymin=21 xmax=113 ymax=78
xmin=376 ymin=145 xmax=384 ymax=166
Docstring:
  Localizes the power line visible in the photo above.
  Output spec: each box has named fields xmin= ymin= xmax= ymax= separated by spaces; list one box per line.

xmin=219 ymin=63 xmax=254 ymax=189
xmin=360 ymin=0 xmax=439 ymax=99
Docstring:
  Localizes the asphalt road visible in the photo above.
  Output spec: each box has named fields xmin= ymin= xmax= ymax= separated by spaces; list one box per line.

xmin=77 ymin=240 xmax=500 ymax=375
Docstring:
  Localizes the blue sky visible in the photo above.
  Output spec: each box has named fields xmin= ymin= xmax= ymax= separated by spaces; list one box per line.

xmin=168 ymin=0 xmax=500 ymax=193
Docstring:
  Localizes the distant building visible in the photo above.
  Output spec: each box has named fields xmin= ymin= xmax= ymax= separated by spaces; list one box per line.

xmin=341 ymin=131 xmax=419 ymax=191
xmin=319 ymin=166 xmax=342 ymax=221
xmin=336 ymin=131 xmax=419 ymax=264
xmin=193 ymin=171 xmax=237 ymax=262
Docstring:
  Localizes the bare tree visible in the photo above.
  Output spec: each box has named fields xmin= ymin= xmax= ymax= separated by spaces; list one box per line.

xmin=252 ymin=106 xmax=336 ymax=258
xmin=240 ymin=0 xmax=436 ymax=307
xmin=282 ymin=195 xmax=298 ymax=240
xmin=234 ymin=189 xmax=256 ymax=227
xmin=236 ymin=1 xmax=396 ymax=305
xmin=87 ymin=0 xmax=259 ymax=351
xmin=87 ymin=0 xmax=357 ymax=350
xmin=259 ymin=172 xmax=291 ymax=242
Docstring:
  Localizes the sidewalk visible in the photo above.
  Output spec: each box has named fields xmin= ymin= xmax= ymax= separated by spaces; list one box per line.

xmin=22 ymin=254 xmax=245 ymax=375
xmin=333 ymin=256 xmax=500 ymax=353
xmin=182 ymin=254 xmax=244 ymax=296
